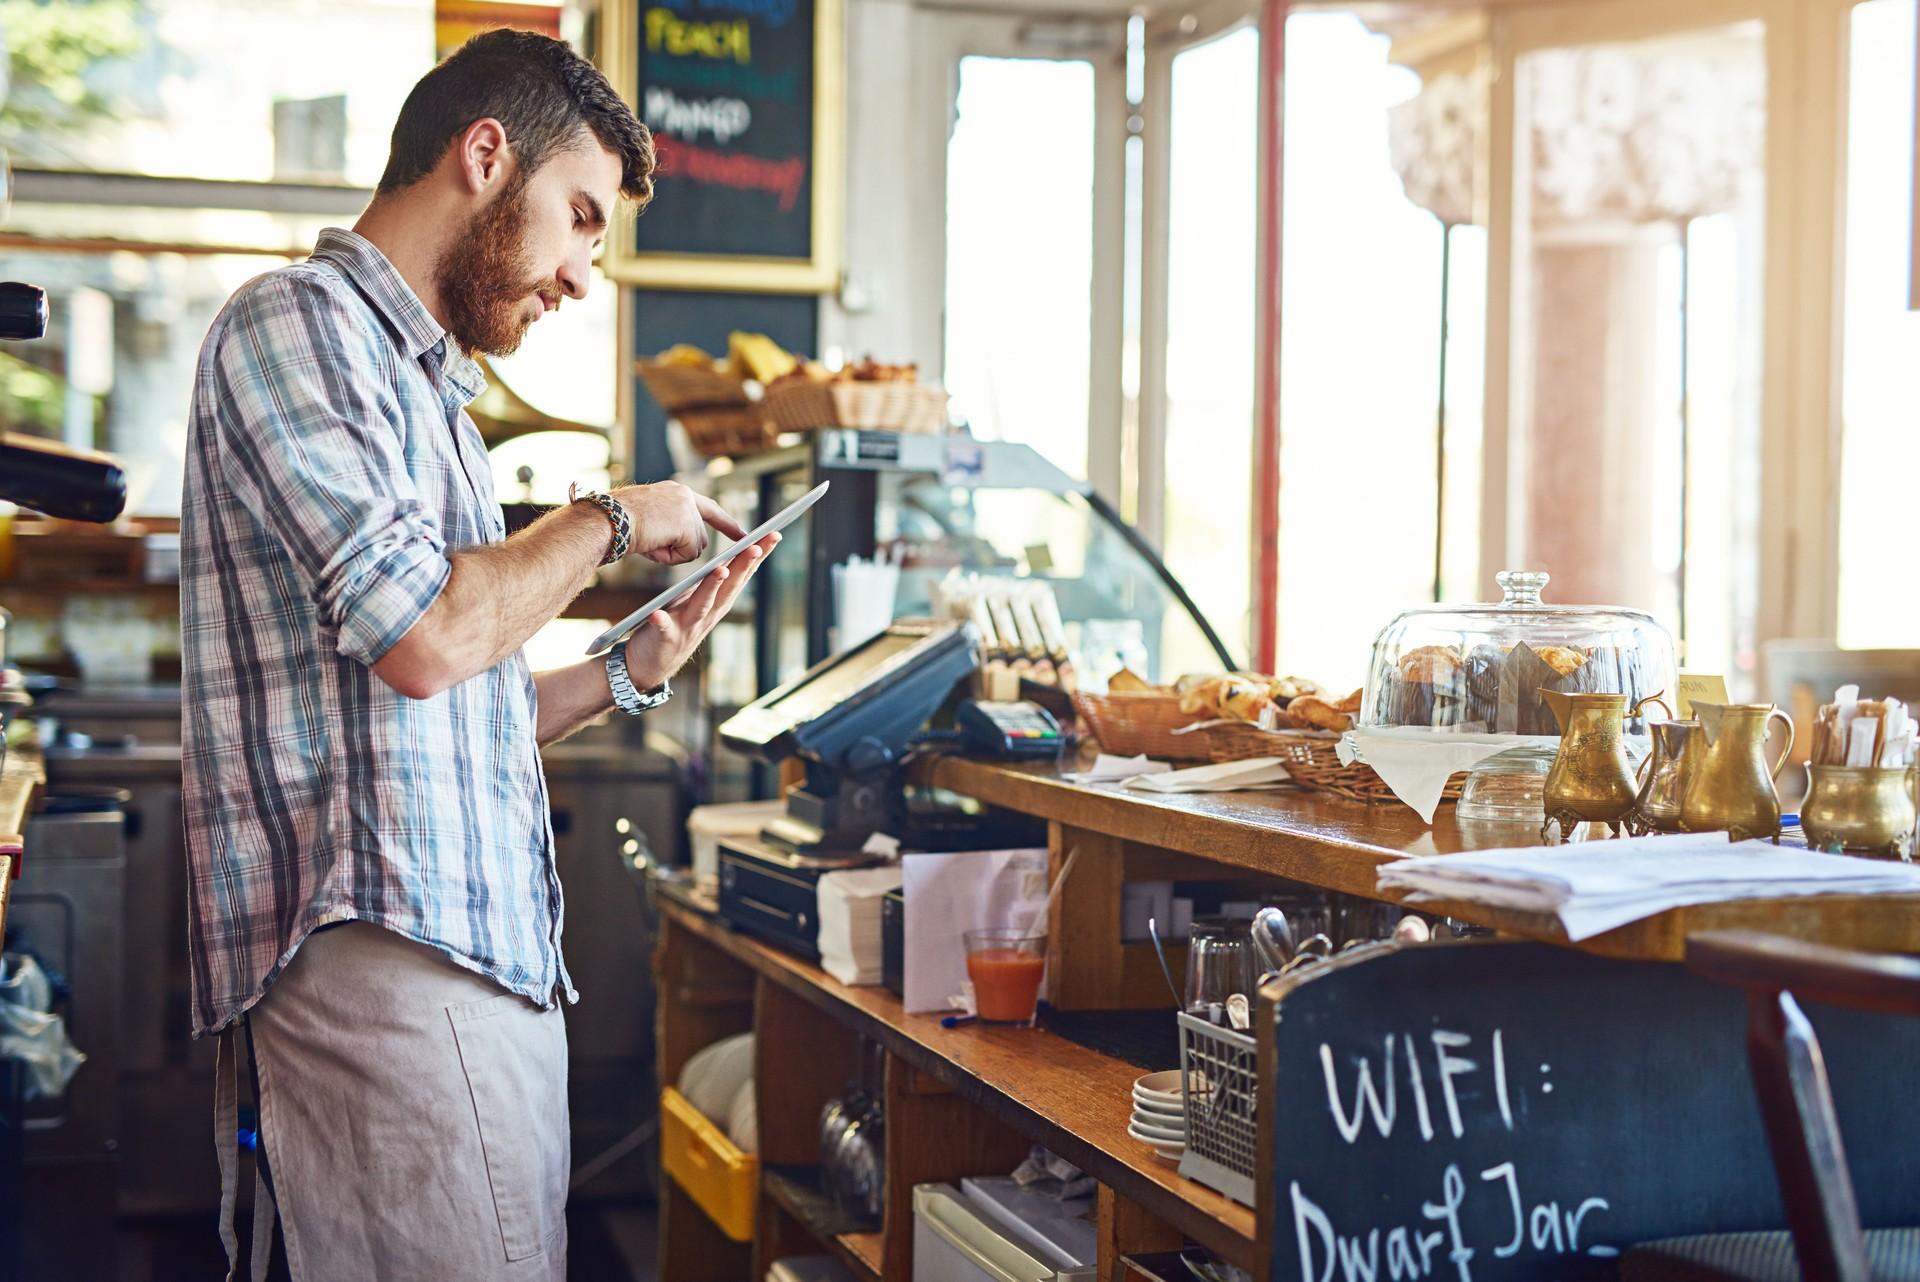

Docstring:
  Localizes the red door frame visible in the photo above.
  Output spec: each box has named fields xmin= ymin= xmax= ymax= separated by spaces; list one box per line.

xmin=1252 ymin=0 xmax=1287 ymax=673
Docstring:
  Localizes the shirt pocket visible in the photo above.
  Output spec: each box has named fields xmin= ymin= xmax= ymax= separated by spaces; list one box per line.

xmin=446 ymin=991 xmax=568 ymax=1261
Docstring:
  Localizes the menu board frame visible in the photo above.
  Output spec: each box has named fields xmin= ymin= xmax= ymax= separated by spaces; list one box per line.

xmin=598 ymin=0 xmax=845 ymax=293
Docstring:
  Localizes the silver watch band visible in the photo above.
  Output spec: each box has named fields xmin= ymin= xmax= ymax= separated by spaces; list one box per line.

xmin=606 ymin=644 xmax=670 ymax=716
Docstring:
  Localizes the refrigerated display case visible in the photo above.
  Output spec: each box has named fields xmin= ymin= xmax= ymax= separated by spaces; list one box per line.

xmin=653 ymin=430 xmax=1236 ymax=802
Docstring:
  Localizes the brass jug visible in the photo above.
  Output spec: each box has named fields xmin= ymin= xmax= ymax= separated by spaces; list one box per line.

xmin=1680 ymin=703 xmax=1795 ymax=843
xmin=1626 ymin=696 xmax=1702 ymax=835
xmin=1800 ymin=764 xmax=1917 ymax=860
xmin=1539 ymin=690 xmax=1639 ymax=842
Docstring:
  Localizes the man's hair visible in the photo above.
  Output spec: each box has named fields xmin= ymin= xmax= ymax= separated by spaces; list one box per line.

xmin=378 ymin=28 xmax=653 ymax=208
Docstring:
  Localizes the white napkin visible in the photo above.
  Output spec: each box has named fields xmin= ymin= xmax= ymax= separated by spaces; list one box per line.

xmin=817 ymin=866 xmax=905 ymax=986
xmin=1063 ymin=753 xmax=1170 ymax=783
xmin=1340 ymin=727 xmax=1541 ymax=824
xmin=1123 ymin=757 xmax=1290 ymax=793
xmin=1377 ymin=833 xmax=1920 ymax=940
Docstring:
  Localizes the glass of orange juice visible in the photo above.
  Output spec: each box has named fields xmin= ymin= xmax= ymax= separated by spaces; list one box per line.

xmin=963 ymin=928 xmax=1047 ymax=1026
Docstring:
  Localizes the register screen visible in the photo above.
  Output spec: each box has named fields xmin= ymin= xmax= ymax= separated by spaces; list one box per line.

xmin=757 ymin=631 xmax=926 ymax=730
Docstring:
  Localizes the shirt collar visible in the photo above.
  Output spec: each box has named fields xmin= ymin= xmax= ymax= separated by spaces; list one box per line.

xmin=309 ymin=226 xmax=448 ymax=364
xmin=309 ymin=226 xmax=489 ymax=406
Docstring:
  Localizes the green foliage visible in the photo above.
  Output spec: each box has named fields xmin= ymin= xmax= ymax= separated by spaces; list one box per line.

xmin=0 ymin=0 xmax=145 ymax=153
xmin=0 ymin=349 xmax=65 ymax=434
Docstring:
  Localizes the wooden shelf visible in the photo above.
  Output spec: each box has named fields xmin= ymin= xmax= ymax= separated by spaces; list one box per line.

xmin=657 ymin=894 xmax=1261 ymax=1273
xmin=838 ymin=1231 xmax=883 ymax=1278
xmin=924 ymin=755 xmax=1920 ymax=961
xmin=761 ymin=1165 xmax=882 ymax=1282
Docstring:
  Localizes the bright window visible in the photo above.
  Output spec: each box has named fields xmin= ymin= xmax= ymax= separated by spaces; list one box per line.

xmin=1837 ymin=0 xmax=1920 ymax=647
xmin=944 ymin=56 xmax=1095 ymax=480
xmin=1162 ymin=27 xmax=1258 ymax=667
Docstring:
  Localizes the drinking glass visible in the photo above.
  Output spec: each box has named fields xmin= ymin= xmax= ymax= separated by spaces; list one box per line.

xmin=964 ymin=928 xmax=1047 ymax=1026
xmin=1184 ymin=917 xmax=1257 ymax=1022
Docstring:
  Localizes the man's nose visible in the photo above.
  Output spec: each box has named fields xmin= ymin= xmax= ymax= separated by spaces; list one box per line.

xmin=557 ymin=252 xmax=589 ymax=301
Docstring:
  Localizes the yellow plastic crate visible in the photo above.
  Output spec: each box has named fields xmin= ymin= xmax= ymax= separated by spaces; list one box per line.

xmin=660 ymin=1086 xmax=759 ymax=1242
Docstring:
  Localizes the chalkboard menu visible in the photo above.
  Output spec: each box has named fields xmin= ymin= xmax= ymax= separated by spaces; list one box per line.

xmin=1268 ymin=943 xmax=1920 ymax=1281
xmin=599 ymin=0 xmax=843 ymax=292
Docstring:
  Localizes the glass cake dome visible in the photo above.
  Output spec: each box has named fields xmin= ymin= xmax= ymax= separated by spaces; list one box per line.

xmin=1358 ymin=570 xmax=1679 ymax=822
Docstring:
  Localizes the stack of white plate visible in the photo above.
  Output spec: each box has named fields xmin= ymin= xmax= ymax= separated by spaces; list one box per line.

xmin=1127 ymin=1070 xmax=1187 ymax=1164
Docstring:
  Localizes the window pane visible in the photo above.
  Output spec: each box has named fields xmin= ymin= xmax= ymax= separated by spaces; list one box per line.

xmin=945 ymin=57 xmax=1094 ymax=479
xmin=1163 ymin=27 xmax=1258 ymax=667
xmin=1837 ymin=0 xmax=1920 ymax=648
xmin=1277 ymin=13 xmax=1451 ymax=692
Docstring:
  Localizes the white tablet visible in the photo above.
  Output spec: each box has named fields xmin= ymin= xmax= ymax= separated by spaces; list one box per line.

xmin=584 ymin=480 xmax=831 ymax=657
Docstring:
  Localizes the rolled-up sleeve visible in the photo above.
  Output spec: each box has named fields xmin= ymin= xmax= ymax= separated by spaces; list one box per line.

xmin=212 ymin=274 xmax=451 ymax=665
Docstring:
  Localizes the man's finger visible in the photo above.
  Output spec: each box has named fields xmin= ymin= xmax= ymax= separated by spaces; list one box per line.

xmin=693 ymin=493 xmax=748 ymax=541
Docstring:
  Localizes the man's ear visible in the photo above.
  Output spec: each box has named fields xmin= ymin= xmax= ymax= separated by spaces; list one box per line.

xmin=453 ymin=118 xmax=513 ymax=195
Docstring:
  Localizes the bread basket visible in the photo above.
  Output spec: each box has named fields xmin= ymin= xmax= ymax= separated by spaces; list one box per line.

xmin=674 ymin=406 xmax=783 ymax=459
xmin=763 ymin=381 xmax=950 ymax=434
xmin=633 ymin=359 xmax=751 ymax=412
xmin=1073 ymin=691 xmax=1213 ymax=761
xmin=1207 ymin=724 xmax=1465 ymax=806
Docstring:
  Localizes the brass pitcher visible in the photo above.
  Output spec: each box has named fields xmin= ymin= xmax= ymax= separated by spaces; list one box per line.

xmin=1627 ymin=696 xmax=1701 ymax=835
xmin=1539 ymin=690 xmax=1639 ymax=842
xmin=1800 ymin=764 xmax=1916 ymax=860
xmin=1680 ymin=703 xmax=1795 ymax=843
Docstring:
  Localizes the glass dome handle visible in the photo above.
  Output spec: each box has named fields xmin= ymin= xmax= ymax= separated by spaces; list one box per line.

xmin=1495 ymin=570 xmax=1550 ymax=607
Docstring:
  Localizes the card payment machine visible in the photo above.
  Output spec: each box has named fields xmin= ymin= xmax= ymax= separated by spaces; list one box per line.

xmin=955 ymin=700 xmax=1063 ymax=758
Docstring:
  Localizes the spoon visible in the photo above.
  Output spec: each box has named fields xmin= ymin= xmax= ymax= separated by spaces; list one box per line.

xmin=1251 ymin=907 xmax=1295 ymax=972
xmin=1147 ymin=916 xmax=1182 ymax=1010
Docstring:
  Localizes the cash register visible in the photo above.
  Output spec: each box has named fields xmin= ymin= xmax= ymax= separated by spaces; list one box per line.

xmin=712 ymin=619 xmax=1059 ymax=957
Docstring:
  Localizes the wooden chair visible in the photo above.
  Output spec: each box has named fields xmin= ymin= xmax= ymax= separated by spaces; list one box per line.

xmin=1622 ymin=931 xmax=1920 ymax=1282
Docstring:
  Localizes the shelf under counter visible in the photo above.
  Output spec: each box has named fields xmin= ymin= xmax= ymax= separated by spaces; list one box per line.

xmin=655 ymin=890 xmax=1261 ymax=1273
xmin=920 ymin=754 xmax=1920 ymax=961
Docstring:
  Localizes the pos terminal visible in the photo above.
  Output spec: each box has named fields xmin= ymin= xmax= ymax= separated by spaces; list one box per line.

xmin=712 ymin=619 xmax=1056 ymax=958
xmin=718 ymin=619 xmax=981 ymax=856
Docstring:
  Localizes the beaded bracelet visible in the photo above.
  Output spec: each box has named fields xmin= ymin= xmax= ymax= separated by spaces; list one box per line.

xmin=569 ymin=483 xmax=631 ymax=566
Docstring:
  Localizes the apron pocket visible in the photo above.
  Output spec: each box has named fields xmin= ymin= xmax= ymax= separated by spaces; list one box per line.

xmin=447 ymin=992 xmax=566 ymax=1262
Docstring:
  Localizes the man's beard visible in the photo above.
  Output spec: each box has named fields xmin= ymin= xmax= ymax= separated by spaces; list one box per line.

xmin=434 ymin=175 xmax=555 ymax=358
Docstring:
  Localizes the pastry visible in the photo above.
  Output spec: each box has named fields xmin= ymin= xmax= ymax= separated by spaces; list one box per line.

xmin=1221 ymin=682 xmax=1275 ymax=724
xmin=1289 ymin=695 xmax=1352 ymax=732
xmin=1533 ymin=644 xmax=1589 ymax=678
xmin=1108 ymin=667 xmax=1156 ymax=694
xmin=1335 ymin=688 xmax=1362 ymax=715
xmin=1269 ymin=676 xmax=1324 ymax=704
xmin=1398 ymin=645 xmax=1462 ymax=684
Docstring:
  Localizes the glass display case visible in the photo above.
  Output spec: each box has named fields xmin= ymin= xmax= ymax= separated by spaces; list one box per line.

xmin=660 ymin=430 xmax=1235 ymax=802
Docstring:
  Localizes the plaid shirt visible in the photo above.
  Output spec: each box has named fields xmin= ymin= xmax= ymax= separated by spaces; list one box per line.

xmin=180 ymin=227 xmax=571 ymax=1036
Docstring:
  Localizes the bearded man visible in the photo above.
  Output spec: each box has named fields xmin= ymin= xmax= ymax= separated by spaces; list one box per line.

xmin=179 ymin=30 xmax=766 ymax=1281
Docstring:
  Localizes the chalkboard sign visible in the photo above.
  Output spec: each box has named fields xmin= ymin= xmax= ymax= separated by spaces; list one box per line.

xmin=599 ymin=0 xmax=843 ymax=292
xmin=1267 ymin=942 xmax=1920 ymax=1281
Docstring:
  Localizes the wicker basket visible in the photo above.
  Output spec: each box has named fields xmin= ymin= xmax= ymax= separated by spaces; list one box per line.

xmin=763 ymin=380 xmax=950 ymax=434
xmin=675 ymin=406 xmax=783 ymax=459
xmin=1207 ymin=723 xmax=1465 ymax=806
xmin=634 ymin=359 xmax=751 ymax=412
xmin=1073 ymin=691 xmax=1213 ymax=760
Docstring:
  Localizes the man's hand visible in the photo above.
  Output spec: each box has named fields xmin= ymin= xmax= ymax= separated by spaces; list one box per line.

xmin=624 ymin=532 xmax=779 ymax=690
xmin=613 ymin=481 xmax=747 ymax=566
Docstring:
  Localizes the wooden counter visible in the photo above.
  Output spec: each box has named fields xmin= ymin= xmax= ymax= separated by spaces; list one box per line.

xmin=924 ymin=755 xmax=1920 ymax=962
xmin=657 ymin=754 xmax=1920 ymax=1281
xmin=0 ymin=740 xmax=44 ymax=937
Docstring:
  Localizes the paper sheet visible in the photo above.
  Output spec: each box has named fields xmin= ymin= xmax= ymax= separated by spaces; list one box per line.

xmin=1376 ymin=833 xmax=1920 ymax=940
xmin=901 ymin=848 xmax=1049 ymax=1014
xmin=1062 ymin=753 xmax=1169 ymax=784
xmin=1122 ymin=757 xmax=1290 ymax=794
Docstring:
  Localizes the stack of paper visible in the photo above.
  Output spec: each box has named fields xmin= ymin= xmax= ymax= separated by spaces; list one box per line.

xmin=1124 ymin=757 xmax=1290 ymax=794
xmin=1375 ymin=832 xmax=1920 ymax=941
xmin=817 ymin=866 xmax=905 ymax=986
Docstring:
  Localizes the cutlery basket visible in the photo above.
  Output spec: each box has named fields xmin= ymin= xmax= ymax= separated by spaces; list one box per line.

xmin=1176 ymin=1011 xmax=1258 ymax=1207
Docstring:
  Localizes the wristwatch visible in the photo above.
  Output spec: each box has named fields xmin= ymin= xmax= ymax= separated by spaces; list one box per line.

xmin=606 ymin=643 xmax=671 ymax=716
